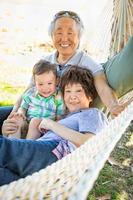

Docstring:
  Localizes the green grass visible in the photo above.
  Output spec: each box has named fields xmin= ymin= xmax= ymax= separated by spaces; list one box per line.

xmin=88 ymin=131 xmax=133 ymax=200
xmin=1 ymin=82 xmax=18 ymax=93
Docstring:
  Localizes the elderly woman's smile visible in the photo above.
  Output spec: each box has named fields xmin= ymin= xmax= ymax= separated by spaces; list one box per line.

xmin=52 ymin=17 xmax=80 ymax=63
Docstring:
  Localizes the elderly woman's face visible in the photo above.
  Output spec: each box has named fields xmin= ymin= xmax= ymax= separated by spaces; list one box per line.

xmin=52 ymin=17 xmax=80 ymax=60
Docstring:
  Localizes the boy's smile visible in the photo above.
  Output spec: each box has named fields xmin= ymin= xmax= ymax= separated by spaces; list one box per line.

xmin=35 ymin=71 xmax=57 ymax=98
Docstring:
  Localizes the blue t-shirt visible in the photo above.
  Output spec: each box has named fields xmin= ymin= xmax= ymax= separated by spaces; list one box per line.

xmin=40 ymin=108 xmax=108 ymax=140
xmin=39 ymin=108 xmax=108 ymax=159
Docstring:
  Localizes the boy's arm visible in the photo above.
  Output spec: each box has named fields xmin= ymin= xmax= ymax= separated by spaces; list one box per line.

xmin=10 ymin=77 xmax=34 ymax=114
xmin=9 ymin=106 xmax=27 ymax=120
xmin=17 ymin=107 xmax=27 ymax=119
xmin=12 ymin=95 xmax=23 ymax=112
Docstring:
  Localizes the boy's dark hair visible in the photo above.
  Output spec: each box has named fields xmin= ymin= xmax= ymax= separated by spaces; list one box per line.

xmin=33 ymin=60 xmax=57 ymax=77
xmin=60 ymin=66 xmax=97 ymax=101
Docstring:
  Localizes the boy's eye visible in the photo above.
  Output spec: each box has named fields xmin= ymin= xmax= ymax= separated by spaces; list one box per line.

xmin=48 ymin=82 xmax=52 ymax=85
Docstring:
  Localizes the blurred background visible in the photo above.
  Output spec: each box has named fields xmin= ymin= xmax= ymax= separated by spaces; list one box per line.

xmin=0 ymin=0 xmax=113 ymax=104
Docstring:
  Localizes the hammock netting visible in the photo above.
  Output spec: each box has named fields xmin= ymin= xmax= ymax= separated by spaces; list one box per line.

xmin=87 ymin=0 xmax=133 ymax=60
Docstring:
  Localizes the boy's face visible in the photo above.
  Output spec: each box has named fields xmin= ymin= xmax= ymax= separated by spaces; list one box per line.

xmin=64 ymin=83 xmax=92 ymax=112
xmin=35 ymin=71 xmax=57 ymax=98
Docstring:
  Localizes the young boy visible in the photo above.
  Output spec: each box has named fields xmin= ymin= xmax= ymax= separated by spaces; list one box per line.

xmin=5 ymin=60 xmax=65 ymax=139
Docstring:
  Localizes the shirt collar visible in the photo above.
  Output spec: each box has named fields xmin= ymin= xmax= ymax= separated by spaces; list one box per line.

xmin=66 ymin=108 xmax=90 ymax=117
xmin=54 ymin=50 xmax=82 ymax=66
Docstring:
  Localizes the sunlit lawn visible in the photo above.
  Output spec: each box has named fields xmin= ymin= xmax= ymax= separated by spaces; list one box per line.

xmin=0 ymin=60 xmax=31 ymax=105
xmin=88 ymin=130 xmax=133 ymax=200
xmin=0 ymin=82 xmax=25 ymax=105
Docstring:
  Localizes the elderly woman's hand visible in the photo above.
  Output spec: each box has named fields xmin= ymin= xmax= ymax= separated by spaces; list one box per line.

xmin=2 ymin=118 xmax=18 ymax=136
xmin=110 ymin=103 xmax=126 ymax=117
xmin=110 ymin=97 xmax=133 ymax=117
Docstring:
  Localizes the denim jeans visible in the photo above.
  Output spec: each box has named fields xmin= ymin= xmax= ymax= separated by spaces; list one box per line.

xmin=0 ymin=106 xmax=13 ymax=133
xmin=0 ymin=167 xmax=19 ymax=185
xmin=0 ymin=136 xmax=58 ymax=186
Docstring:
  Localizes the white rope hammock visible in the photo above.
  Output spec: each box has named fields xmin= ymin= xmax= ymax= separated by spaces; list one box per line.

xmin=0 ymin=98 xmax=133 ymax=200
xmin=110 ymin=0 xmax=133 ymax=56
xmin=87 ymin=0 xmax=133 ymax=61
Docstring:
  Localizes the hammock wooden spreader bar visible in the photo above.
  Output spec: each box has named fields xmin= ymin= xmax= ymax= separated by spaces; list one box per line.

xmin=0 ymin=99 xmax=133 ymax=200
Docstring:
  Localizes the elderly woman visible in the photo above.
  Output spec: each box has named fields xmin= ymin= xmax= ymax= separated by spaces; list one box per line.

xmin=0 ymin=66 xmax=108 ymax=185
xmin=0 ymin=10 xmax=130 ymax=133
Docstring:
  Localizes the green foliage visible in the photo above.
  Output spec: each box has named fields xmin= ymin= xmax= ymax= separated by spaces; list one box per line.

xmin=0 ymin=101 xmax=13 ymax=106
xmin=0 ymin=81 xmax=25 ymax=105
xmin=1 ymin=82 xmax=20 ymax=94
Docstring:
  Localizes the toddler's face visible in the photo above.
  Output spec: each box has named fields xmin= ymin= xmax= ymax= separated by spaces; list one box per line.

xmin=35 ymin=71 xmax=57 ymax=98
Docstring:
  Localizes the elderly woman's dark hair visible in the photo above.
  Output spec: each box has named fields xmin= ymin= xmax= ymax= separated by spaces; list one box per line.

xmin=60 ymin=66 xmax=97 ymax=101
xmin=49 ymin=10 xmax=84 ymax=38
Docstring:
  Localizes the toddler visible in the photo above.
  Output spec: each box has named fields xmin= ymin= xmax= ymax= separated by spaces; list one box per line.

xmin=6 ymin=60 xmax=65 ymax=139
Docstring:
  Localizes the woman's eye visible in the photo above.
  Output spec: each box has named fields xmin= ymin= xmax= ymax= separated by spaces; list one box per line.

xmin=56 ymin=32 xmax=62 ymax=35
xmin=65 ymin=90 xmax=70 ymax=93
xmin=77 ymin=90 xmax=82 ymax=92
xmin=68 ymin=32 xmax=73 ymax=35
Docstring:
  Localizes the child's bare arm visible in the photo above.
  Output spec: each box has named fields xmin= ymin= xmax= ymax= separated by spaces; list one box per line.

xmin=17 ymin=107 xmax=26 ymax=119
xmin=9 ymin=107 xmax=26 ymax=121
xmin=10 ymin=79 xmax=34 ymax=114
